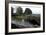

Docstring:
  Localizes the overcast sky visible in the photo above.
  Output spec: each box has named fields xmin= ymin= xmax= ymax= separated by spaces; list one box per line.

xmin=9 ymin=3 xmax=43 ymax=14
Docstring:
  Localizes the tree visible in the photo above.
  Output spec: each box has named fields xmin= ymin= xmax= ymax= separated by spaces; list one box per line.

xmin=24 ymin=8 xmax=32 ymax=15
xmin=11 ymin=7 xmax=17 ymax=16
xmin=11 ymin=7 xmax=14 ymax=16
xmin=16 ymin=7 xmax=23 ymax=16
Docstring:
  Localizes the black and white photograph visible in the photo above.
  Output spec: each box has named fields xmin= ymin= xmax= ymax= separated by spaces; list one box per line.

xmin=11 ymin=4 xmax=40 ymax=28
xmin=6 ymin=1 xmax=45 ymax=33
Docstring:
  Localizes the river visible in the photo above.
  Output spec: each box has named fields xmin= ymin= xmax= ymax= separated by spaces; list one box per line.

xmin=11 ymin=19 xmax=39 ymax=28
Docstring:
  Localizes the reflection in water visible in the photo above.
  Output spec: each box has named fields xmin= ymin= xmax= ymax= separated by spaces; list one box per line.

xmin=11 ymin=18 xmax=40 ymax=29
xmin=22 ymin=19 xmax=24 ymax=22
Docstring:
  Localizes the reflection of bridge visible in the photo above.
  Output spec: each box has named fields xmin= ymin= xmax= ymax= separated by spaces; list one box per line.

xmin=15 ymin=15 xmax=33 ymax=19
xmin=15 ymin=15 xmax=40 ymax=23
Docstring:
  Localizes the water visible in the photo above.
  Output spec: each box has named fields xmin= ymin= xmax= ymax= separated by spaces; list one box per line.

xmin=11 ymin=19 xmax=39 ymax=28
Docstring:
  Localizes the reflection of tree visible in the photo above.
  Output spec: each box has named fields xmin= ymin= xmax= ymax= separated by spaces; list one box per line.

xmin=24 ymin=8 xmax=32 ymax=15
xmin=16 ymin=7 xmax=23 ymax=16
